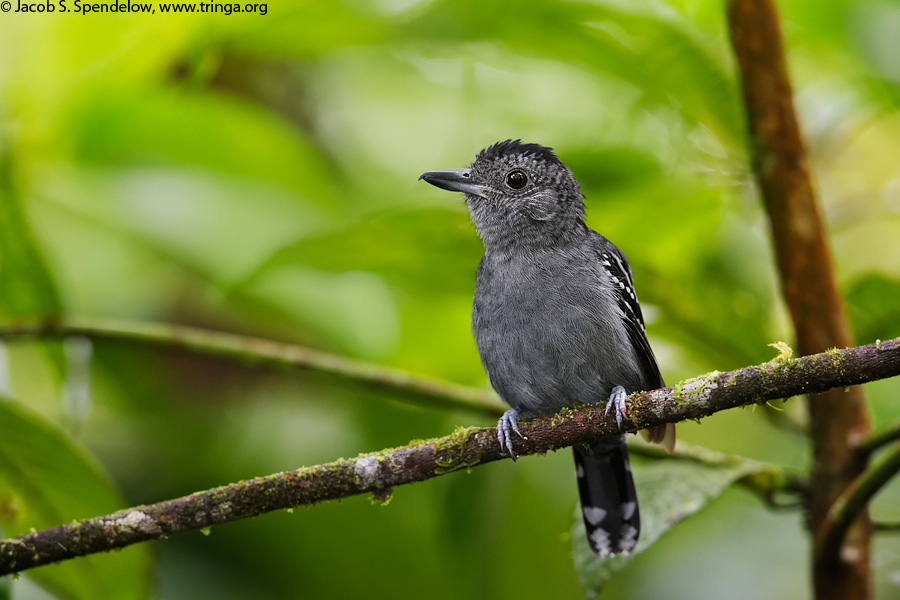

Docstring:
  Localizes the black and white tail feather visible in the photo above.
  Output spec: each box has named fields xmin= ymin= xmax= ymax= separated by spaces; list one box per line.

xmin=574 ymin=436 xmax=640 ymax=556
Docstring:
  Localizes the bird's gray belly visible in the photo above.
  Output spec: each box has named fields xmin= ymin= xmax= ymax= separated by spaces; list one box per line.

xmin=473 ymin=276 xmax=639 ymax=418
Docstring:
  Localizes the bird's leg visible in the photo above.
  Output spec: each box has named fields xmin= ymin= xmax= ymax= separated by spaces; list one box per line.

xmin=498 ymin=408 xmax=526 ymax=459
xmin=604 ymin=385 xmax=628 ymax=430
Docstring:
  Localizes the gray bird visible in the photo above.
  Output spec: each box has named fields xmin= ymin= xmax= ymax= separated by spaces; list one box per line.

xmin=419 ymin=140 xmax=675 ymax=556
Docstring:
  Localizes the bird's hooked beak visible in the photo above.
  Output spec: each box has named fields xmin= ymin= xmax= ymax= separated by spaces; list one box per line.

xmin=419 ymin=169 xmax=486 ymax=198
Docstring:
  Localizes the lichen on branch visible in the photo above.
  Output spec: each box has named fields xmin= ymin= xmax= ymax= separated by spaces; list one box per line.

xmin=1 ymin=337 xmax=897 ymax=576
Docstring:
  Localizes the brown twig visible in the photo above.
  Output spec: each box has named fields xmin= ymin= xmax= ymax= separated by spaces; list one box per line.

xmin=858 ymin=418 xmax=900 ymax=458
xmin=1 ymin=338 xmax=897 ymax=576
xmin=872 ymin=521 xmax=900 ymax=533
xmin=727 ymin=0 xmax=872 ymax=597
xmin=819 ymin=442 xmax=900 ymax=564
xmin=0 ymin=318 xmax=504 ymax=416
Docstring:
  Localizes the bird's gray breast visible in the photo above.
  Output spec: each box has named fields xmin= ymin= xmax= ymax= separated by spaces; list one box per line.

xmin=472 ymin=249 xmax=639 ymax=417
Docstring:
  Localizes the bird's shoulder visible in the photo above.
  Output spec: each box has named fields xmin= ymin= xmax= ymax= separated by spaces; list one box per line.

xmin=584 ymin=229 xmax=633 ymax=274
xmin=583 ymin=229 xmax=642 ymax=321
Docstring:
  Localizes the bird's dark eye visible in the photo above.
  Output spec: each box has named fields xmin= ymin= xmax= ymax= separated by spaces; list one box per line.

xmin=506 ymin=170 xmax=527 ymax=190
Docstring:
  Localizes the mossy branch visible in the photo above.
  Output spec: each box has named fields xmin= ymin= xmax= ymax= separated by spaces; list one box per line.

xmin=1 ymin=337 xmax=897 ymax=576
xmin=0 ymin=318 xmax=504 ymax=415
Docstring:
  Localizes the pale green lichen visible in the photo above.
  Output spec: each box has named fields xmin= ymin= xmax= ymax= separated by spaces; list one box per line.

xmin=769 ymin=341 xmax=793 ymax=362
xmin=370 ymin=487 xmax=393 ymax=506
xmin=433 ymin=426 xmax=482 ymax=474
xmin=550 ymin=405 xmax=579 ymax=427
xmin=825 ymin=347 xmax=846 ymax=376
xmin=672 ymin=381 xmax=684 ymax=404
xmin=724 ymin=372 xmax=740 ymax=388
xmin=758 ymin=341 xmax=798 ymax=384
xmin=671 ymin=371 xmax=720 ymax=405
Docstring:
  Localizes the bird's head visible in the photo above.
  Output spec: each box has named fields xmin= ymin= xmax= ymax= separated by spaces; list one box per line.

xmin=420 ymin=139 xmax=585 ymax=251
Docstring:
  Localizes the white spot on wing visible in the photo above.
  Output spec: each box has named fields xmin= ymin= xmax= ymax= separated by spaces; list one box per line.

xmin=621 ymin=501 xmax=637 ymax=520
xmin=576 ymin=463 xmax=585 ymax=478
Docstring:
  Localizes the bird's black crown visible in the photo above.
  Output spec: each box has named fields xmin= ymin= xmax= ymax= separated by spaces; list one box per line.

xmin=476 ymin=139 xmax=563 ymax=167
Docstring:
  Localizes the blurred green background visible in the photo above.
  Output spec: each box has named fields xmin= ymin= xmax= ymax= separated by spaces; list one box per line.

xmin=2 ymin=0 xmax=900 ymax=598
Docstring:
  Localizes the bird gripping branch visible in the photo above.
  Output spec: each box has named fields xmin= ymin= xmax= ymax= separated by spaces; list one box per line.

xmin=420 ymin=140 xmax=675 ymax=556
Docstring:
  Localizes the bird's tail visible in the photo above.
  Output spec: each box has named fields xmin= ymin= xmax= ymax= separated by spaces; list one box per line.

xmin=573 ymin=436 xmax=639 ymax=557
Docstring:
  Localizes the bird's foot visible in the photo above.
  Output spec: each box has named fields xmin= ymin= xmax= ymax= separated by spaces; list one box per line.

xmin=604 ymin=385 xmax=628 ymax=430
xmin=498 ymin=409 xmax=526 ymax=460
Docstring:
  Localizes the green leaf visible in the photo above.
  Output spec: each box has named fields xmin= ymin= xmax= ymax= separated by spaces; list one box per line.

xmin=70 ymin=89 xmax=339 ymax=208
xmin=241 ymin=205 xmax=482 ymax=294
xmin=0 ymin=549 xmax=9 ymax=600
xmin=0 ymin=147 xmax=67 ymax=383
xmin=0 ymin=150 xmax=63 ymax=321
xmin=572 ymin=446 xmax=773 ymax=597
xmin=846 ymin=274 xmax=900 ymax=342
xmin=0 ymin=396 xmax=150 ymax=600
xmin=404 ymin=0 xmax=742 ymax=144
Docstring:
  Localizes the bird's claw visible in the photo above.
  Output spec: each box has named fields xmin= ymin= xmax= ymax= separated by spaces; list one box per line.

xmin=498 ymin=409 xmax=526 ymax=459
xmin=605 ymin=385 xmax=628 ymax=430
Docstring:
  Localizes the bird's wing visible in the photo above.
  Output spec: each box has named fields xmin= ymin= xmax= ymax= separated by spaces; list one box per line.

xmin=594 ymin=239 xmax=662 ymax=388
xmin=595 ymin=235 xmax=675 ymax=452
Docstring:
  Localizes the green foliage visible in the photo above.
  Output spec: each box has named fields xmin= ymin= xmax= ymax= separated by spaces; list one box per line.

xmin=0 ymin=397 xmax=150 ymax=600
xmin=573 ymin=451 xmax=775 ymax=597
xmin=847 ymin=274 xmax=900 ymax=342
xmin=1 ymin=0 xmax=899 ymax=599
xmin=0 ymin=174 xmax=62 ymax=322
xmin=0 ymin=148 xmax=67 ymax=379
xmin=0 ymin=566 xmax=8 ymax=600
